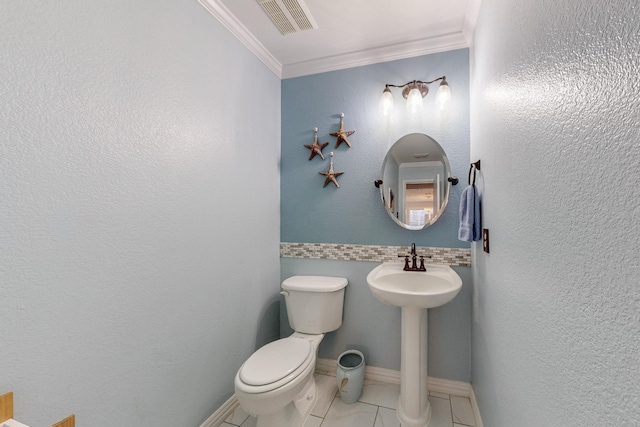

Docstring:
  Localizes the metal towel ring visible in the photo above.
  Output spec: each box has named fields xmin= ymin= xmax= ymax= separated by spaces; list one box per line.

xmin=468 ymin=160 xmax=481 ymax=186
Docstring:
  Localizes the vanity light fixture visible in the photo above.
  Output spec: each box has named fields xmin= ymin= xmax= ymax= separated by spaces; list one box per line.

xmin=380 ymin=76 xmax=451 ymax=115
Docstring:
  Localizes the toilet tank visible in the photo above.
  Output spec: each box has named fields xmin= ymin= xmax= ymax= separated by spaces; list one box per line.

xmin=281 ymin=276 xmax=348 ymax=334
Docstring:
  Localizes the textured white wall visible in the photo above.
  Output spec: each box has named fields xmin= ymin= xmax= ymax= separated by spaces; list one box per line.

xmin=470 ymin=0 xmax=640 ymax=425
xmin=0 ymin=1 xmax=280 ymax=425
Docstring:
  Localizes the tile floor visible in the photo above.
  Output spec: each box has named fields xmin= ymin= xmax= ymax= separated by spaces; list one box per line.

xmin=223 ymin=370 xmax=477 ymax=427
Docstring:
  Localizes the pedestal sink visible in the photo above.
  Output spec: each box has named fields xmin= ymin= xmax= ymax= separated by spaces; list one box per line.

xmin=366 ymin=262 xmax=462 ymax=427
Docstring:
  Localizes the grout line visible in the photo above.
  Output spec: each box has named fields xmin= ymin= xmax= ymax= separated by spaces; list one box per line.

xmin=205 ymin=365 xmax=480 ymax=427
xmin=449 ymin=394 xmax=455 ymax=427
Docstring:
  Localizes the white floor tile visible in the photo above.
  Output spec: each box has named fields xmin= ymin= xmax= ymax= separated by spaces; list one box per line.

xmin=359 ymin=379 xmax=401 ymax=409
xmin=304 ymin=415 xmax=324 ymax=427
xmin=450 ymin=396 xmax=476 ymax=426
xmin=226 ymin=374 xmax=475 ymax=427
xmin=312 ymin=373 xmax=339 ymax=417
xmin=428 ymin=396 xmax=453 ymax=427
xmin=322 ymin=396 xmax=378 ymax=427
xmin=374 ymin=407 xmax=400 ymax=427
xmin=429 ymin=391 xmax=450 ymax=400
xmin=225 ymin=406 xmax=250 ymax=426
xmin=239 ymin=415 xmax=257 ymax=427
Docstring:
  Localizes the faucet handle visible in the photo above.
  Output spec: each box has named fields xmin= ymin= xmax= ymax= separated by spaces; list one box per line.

xmin=417 ymin=255 xmax=431 ymax=271
xmin=398 ymin=254 xmax=410 ymax=269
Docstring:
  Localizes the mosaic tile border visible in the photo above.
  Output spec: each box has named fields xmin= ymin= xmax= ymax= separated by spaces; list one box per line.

xmin=280 ymin=242 xmax=471 ymax=267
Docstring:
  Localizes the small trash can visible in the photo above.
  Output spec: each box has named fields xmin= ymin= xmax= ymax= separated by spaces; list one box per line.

xmin=336 ymin=350 xmax=365 ymax=404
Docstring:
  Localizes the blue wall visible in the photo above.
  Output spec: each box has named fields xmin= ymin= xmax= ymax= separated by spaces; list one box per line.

xmin=470 ymin=0 xmax=640 ymax=425
xmin=281 ymin=50 xmax=470 ymax=248
xmin=281 ymin=49 xmax=473 ymax=382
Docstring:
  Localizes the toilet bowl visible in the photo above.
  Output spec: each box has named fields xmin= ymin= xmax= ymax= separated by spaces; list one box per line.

xmin=234 ymin=333 xmax=323 ymax=426
xmin=234 ymin=275 xmax=348 ymax=427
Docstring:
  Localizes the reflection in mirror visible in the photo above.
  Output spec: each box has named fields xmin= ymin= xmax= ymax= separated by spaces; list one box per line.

xmin=379 ymin=133 xmax=452 ymax=230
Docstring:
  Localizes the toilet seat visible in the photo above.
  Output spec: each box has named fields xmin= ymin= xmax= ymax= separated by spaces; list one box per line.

xmin=236 ymin=338 xmax=314 ymax=394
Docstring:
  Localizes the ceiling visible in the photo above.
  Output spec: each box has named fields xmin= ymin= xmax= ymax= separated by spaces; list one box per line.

xmin=198 ymin=0 xmax=481 ymax=79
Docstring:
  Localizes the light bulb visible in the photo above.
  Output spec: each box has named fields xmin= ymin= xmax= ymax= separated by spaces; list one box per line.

xmin=406 ymin=85 xmax=423 ymax=113
xmin=379 ymin=87 xmax=394 ymax=116
xmin=435 ymin=78 xmax=451 ymax=110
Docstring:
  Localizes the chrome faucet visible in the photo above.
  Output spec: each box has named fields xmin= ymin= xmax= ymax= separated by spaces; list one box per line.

xmin=398 ymin=243 xmax=429 ymax=271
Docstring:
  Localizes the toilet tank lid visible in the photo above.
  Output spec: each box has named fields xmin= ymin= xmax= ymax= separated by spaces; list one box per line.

xmin=282 ymin=276 xmax=348 ymax=292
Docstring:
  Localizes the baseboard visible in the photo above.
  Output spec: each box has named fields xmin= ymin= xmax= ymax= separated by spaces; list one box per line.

xmin=317 ymin=357 xmax=471 ymax=396
xmin=316 ymin=357 xmax=401 ymax=384
xmin=201 ymin=358 xmax=483 ymax=427
xmin=469 ymin=386 xmax=485 ymax=427
xmin=427 ymin=376 xmax=471 ymax=398
xmin=313 ymin=356 xmax=337 ymax=374
xmin=199 ymin=394 xmax=239 ymax=427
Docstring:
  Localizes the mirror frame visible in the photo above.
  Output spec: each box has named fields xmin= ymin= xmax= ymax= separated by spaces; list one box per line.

xmin=378 ymin=133 xmax=453 ymax=230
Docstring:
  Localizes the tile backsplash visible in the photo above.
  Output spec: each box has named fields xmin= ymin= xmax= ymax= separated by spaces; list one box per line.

xmin=280 ymin=242 xmax=471 ymax=267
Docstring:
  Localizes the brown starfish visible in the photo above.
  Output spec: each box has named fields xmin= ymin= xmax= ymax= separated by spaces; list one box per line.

xmin=304 ymin=128 xmax=329 ymax=160
xmin=319 ymin=152 xmax=344 ymax=188
xmin=330 ymin=113 xmax=355 ymax=148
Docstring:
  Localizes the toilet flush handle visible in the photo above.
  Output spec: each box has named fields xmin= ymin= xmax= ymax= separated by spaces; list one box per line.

xmin=280 ymin=290 xmax=290 ymax=297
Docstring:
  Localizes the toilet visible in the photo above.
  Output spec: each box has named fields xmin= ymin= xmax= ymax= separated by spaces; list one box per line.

xmin=234 ymin=275 xmax=348 ymax=427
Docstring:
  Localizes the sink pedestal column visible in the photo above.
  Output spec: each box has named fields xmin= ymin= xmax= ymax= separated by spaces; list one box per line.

xmin=397 ymin=306 xmax=431 ymax=427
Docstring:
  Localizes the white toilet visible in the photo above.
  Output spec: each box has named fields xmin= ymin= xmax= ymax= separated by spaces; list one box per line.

xmin=234 ymin=275 xmax=348 ymax=427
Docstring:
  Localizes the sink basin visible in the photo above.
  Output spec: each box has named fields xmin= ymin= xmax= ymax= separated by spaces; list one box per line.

xmin=367 ymin=261 xmax=463 ymax=426
xmin=366 ymin=262 xmax=462 ymax=309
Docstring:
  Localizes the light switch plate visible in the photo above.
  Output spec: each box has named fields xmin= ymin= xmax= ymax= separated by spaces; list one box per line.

xmin=483 ymin=228 xmax=490 ymax=253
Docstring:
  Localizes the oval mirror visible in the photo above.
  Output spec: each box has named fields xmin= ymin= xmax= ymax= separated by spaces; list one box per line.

xmin=379 ymin=133 xmax=452 ymax=230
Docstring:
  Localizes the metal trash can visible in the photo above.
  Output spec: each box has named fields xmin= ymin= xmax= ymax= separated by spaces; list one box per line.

xmin=336 ymin=350 xmax=365 ymax=404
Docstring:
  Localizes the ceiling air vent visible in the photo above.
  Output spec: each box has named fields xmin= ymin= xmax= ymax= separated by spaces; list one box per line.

xmin=257 ymin=0 xmax=318 ymax=35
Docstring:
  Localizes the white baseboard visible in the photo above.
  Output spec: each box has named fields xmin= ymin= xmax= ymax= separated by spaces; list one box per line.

xmin=313 ymin=356 xmax=336 ymax=374
xmin=427 ymin=376 xmax=472 ymax=398
xmin=469 ymin=386 xmax=485 ymax=427
xmin=201 ymin=358 xmax=483 ymax=427
xmin=316 ymin=357 xmax=401 ymax=384
xmin=317 ymin=358 xmax=472 ymax=397
xmin=199 ymin=394 xmax=239 ymax=427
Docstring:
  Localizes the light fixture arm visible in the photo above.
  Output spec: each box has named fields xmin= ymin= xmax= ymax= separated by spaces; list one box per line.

xmin=384 ymin=76 xmax=446 ymax=89
xmin=379 ymin=76 xmax=450 ymax=115
xmin=384 ymin=76 xmax=447 ymax=98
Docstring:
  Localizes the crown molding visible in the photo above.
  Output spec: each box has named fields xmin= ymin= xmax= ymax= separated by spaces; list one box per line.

xmin=198 ymin=0 xmax=283 ymax=78
xmin=281 ymin=32 xmax=469 ymax=79
xmin=198 ymin=0 xmax=476 ymax=80
xmin=463 ymin=0 xmax=483 ymax=46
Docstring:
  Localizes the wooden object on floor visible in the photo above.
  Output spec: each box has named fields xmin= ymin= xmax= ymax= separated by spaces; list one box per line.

xmin=0 ymin=391 xmax=74 ymax=427
xmin=52 ymin=414 xmax=75 ymax=427
xmin=0 ymin=391 xmax=14 ymax=422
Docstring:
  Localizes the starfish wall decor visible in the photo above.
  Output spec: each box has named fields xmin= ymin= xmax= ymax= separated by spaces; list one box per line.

xmin=303 ymin=127 xmax=329 ymax=160
xmin=318 ymin=152 xmax=344 ymax=188
xmin=330 ymin=113 xmax=355 ymax=148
